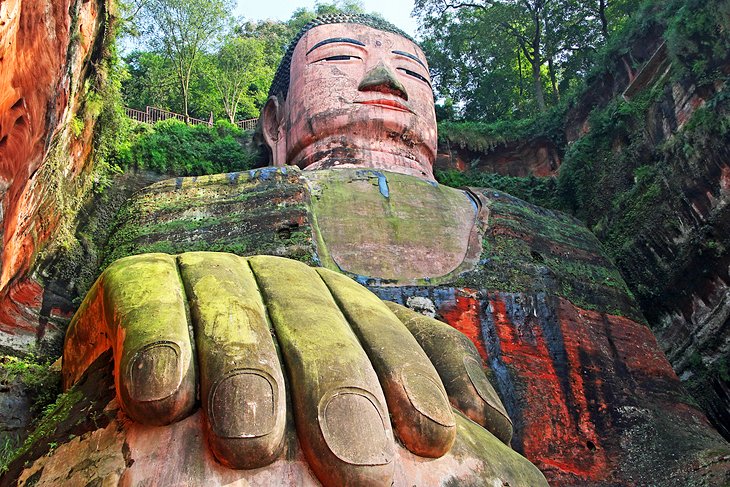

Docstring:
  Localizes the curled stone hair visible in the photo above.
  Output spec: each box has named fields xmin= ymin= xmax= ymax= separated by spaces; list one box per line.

xmin=268 ymin=13 xmax=418 ymax=100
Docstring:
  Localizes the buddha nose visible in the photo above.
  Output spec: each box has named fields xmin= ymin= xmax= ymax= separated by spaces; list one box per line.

xmin=358 ymin=62 xmax=408 ymax=101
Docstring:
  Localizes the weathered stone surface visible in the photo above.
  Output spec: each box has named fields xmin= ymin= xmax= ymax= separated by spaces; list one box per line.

xmin=435 ymin=137 xmax=561 ymax=177
xmin=306 ymin=169 xmax=481 ymax=282
xmin=61 ymin=250 xmax=548 ymax=485
xmin=266 ymin=23 xmax=437 ymax=180
xmin=0 ymin=0 xmax=114 ymax=368
xmin=0 ymin=7 xmax=726 ymax=484
xmin=0 ymin=357 xmax=61 ymax=459
xmin=91 ymin=168 xmax=730 ymax=486
xmin=0 ymin=370 xmax=32 ymax=449
xmin=101 ymin=168 xmax=314 ymax=268
xmin=560 ymin=26 xmax=730 ymax=440
xmin=5 ymin=352 xmax=548 ymax=486
xmin=383 ymin=287 xmax=730 ymax=486
xmin=0 ymin=0 xmax=107 ymax=288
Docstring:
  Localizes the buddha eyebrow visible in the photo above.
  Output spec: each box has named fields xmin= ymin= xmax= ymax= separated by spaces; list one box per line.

xmin=392 ymin=50 xmax=427 ymax=70
xmin=307 ymin=37 xmax=366 ymax=54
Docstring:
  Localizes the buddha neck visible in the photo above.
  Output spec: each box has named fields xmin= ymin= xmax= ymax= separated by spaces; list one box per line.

xmin=287 ymin=137 xmax=435 ymax=180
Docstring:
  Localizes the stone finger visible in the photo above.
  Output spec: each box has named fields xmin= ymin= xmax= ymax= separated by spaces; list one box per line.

xmin=63 ymin=280 xmax=112 ymax=390
xmin=317 ymin=267 xmax=456 ymax=458
xmin=385 ymin=301 xmax=514 ymax=445
xmin=248 ymin=255 xmax=395 ymax=487
xmin=177 ymin=252 xmax=286 ymax=469
xmin=102 ymin=253 xmax=197 ymax=426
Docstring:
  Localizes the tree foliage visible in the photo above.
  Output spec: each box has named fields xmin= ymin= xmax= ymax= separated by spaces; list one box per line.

xmin=137 ymin=0 xmax=235 ymax=121
xmin=207 ymin=35 xmax=272 ymax=122
xmin=114 ymin=119 xmax=258 ymax=176
xmin=122 ymin=50 xmax=180 ymax=111
xmin=414 ymin=0 xmax=642 ymax=122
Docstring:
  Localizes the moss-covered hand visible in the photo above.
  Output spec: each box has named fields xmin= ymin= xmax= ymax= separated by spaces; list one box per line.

xmin=62 ymin=252 xmax=546 ymax=486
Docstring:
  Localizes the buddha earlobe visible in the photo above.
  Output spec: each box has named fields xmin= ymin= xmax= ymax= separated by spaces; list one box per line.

xmin=262 ymin=96 xmax=286 ymax=166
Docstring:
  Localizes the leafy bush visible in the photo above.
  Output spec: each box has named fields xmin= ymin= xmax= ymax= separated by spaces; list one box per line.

xmin=665 ymin=0 xmax=730 ymax=84
xmin=0 ymin=357 xmax=61 ymax=416
xmin=438 ymin=107 xmax=566 ymax=154
xmin=435 ymin=169 xmax=563 ymax=210
xmin=114 ymin=119 xmax=258 ymax=176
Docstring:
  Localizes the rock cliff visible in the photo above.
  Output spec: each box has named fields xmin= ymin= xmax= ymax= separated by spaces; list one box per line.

xmin=0 ymin=0 xmax=112 ymax=355
xmin=557 ymin=11 xmax=730 ymax=440
xmin=438 ymin=4 xmax=730 ymax=441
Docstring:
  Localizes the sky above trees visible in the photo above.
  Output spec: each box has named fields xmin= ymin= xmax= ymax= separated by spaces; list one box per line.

xmin=234 ymin=0 xmax=418 ymax=36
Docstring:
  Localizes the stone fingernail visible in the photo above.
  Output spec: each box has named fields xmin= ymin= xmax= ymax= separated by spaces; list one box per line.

xmin=128 ymin=342 xmax=182 ymax=402
xmin=464 ymin=356 xmax=508 ymax=416
xmin=402 ymin=370 xmax=455 ymax=427
xmin=319 ymin=389 xmax=393 ymax=466
xmin=210 ymin=370 xmax=277 ymax=438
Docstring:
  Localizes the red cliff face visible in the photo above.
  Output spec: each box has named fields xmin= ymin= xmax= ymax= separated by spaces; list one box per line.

xmin=381 ymin=285 xmax=729 ymax=486
xmin=435 ymin=137 xmax=561 ymax=177
xmin=0 ymin=0 xmax=105 ymax=289
xmin=0 ymin=0 xmax=106 ymax=351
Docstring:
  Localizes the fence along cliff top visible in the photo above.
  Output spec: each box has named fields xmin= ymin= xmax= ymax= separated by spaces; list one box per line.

xmin=124 ymin=106 xmax=259 ymax=131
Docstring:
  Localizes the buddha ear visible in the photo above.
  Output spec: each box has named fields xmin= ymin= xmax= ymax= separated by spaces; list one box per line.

xmin=262 ymin=95 xmax=286 ymax=166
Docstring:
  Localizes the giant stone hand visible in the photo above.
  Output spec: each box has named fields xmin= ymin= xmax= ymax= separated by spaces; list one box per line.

xmin=62 ymin=252 xmax=546 ymax=486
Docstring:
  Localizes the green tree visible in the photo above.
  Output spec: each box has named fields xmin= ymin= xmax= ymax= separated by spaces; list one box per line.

xmin=122 ymin=50 xmax=180 ymax=111
xmin=418 ymin=6 xmax=544 ymax=120
xmin=208 ymin=35 xmax=273 ymax=122
xmin=416 ymin=0 xmax=558 ymax=111
xmin=139 ymin=0 xmax=234 ymax=122
xmin=287 ymin=0 xmax=367 ymax=32
xmin=415 ymin=0 xmax=641 ymax=120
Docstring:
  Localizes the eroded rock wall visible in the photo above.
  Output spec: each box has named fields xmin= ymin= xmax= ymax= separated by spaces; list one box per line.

xmin=559 ymin=36 xmax=730 ymax=440
xmin=436 ymin=6 xmax=730 ymax=440
xmin=0 ymin=0 xmax=109 ymax=355
xmin=435 ymin=137 xmax=561 ymax=177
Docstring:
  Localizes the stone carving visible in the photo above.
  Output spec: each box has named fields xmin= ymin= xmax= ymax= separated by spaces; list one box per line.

xmin=56 ymin=14 xmax=549 ymax=487
xmin=262 ymin=16 xmax=437 ymax=180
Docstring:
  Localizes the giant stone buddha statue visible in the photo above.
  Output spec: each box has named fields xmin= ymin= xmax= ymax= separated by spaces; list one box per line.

xmin=11 ymin=12 xmax=725 ymax=487
xmin=55 ymin=14 xmax=549 ymax=487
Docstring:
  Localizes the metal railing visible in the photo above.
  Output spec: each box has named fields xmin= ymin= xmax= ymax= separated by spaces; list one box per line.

xmin=236 ymin=118 xmax=259 ymax=131
xmin=124 ymin=106 xmax=209 ymax=126
xmin=124 ymin=106 xmax=259 ymax=131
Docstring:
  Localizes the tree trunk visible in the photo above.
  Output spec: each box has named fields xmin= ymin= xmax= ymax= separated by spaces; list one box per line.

xmin=532 ymin=60 xmax=546 ymax=112
xmin=182 ymin=63 xmax=192 ymax=124
xmin=531 ymin=12 xmax=547 ymax=112
xmin=179 ymin=74 xmax=190 ymax=124
xmin=517 ymin=45 xmax=524 ymax=101
xmin=548 ymin=56 xmax=560 ymax=102
xmin=599 ymin=0 xmax=609 ymax=40
xmin=183 ymin=88 xmax=190 ymax=123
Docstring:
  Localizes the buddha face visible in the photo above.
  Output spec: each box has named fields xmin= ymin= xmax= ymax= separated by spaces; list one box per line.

xmin=263 ymin=23 xmax=437 ymax=180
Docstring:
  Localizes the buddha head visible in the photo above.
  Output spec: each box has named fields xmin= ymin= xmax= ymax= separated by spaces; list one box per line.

xmin=261 ymin=14 xmax=437 ymax=180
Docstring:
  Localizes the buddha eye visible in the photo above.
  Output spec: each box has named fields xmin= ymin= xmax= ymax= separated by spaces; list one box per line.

xmin=318 ymin=55 xmax=362 ymax=62
xmin=398 ymin=67 xmax=431 ymax=86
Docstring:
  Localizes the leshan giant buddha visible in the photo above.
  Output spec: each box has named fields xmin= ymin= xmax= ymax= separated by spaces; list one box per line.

xmin=8 ymin=13 xmax=729 ymax=487
xmin=54 ymin=14 xmax=548 ymax=487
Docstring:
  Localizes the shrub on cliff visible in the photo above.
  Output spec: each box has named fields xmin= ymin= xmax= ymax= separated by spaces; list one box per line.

xmin=435 ymin=169 xmax=563 ymax=211
xmin=114 ymin=119 xmax=258 ymax=176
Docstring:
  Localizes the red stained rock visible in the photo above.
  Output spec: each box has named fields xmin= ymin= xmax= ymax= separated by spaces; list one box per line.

xmin=0 ymin=279 xmax=43 ymax=335
xmin=485 ymin=294 xmax=613 ymax=484
xmin=0 ymin=0 xmax=104 ymax=295
xmin=435 ymin=138 xmax=561 ymax=177
xmin=439 ymin=290 xmax=488 ymax=362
